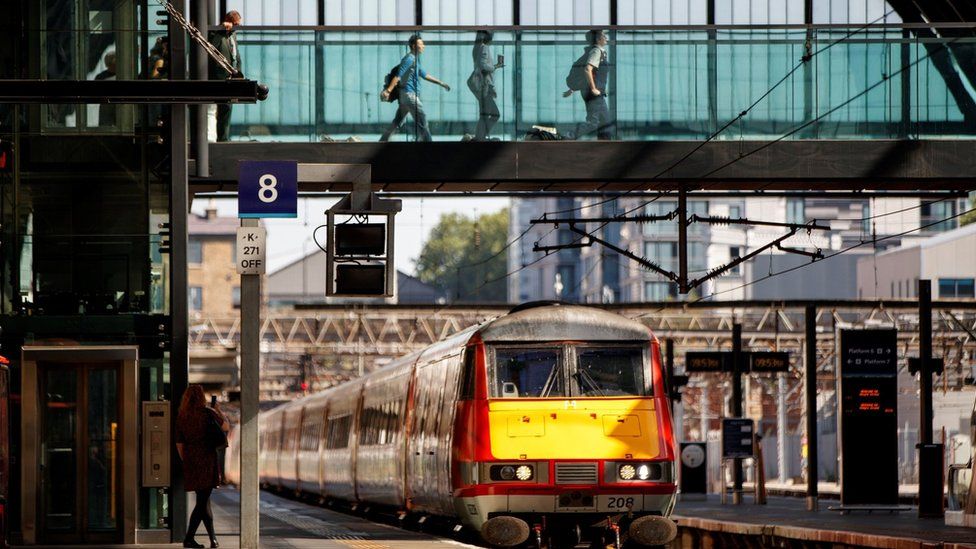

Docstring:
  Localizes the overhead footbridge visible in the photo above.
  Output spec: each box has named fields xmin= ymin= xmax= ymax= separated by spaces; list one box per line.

xmin=195 ymin=19 xmax=976 ymax=194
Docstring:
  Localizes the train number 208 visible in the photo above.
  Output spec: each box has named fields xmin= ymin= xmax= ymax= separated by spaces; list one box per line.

xmin=606 ymin=497 xmax=635 ymax=509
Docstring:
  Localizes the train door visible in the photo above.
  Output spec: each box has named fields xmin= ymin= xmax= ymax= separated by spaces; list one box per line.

xmin=38 ymin=362 xmax=121 ymax=544
xmin=406 ymin=354 xmax=454 ymax=514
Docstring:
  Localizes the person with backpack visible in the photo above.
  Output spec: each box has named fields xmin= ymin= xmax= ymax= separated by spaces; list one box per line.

xmin=563 ymin=29 xmax=613 ymax=140
xmin=380 ymin=34 xmax=451 ymax=142
xmin=468 ymin=30 xmax=504 ymax=141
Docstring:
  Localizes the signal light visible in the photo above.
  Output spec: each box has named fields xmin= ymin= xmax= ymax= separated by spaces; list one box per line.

xmin=300 ymin=381 xmax=308 ymax=392
xmin=0 ymin=140 xmax=11 ymax=172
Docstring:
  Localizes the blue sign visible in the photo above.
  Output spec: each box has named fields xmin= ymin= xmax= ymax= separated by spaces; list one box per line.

xmin=238 ymin=161 xmax=298 ymax=218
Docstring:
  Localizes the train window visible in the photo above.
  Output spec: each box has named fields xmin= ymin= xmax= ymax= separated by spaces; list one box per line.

xmin=491 ymin=348 xmax=564 ymax=398
xmin=574 ymin=347 xmax=648 ymax=397
xmin=459 ymin=348 xmax=477 ymax=399
xmin=326 ymin=415 xmax=352 ymax=449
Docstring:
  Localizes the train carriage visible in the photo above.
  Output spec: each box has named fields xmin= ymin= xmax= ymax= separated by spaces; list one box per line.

xmin=229 ymin=304 xmax=677 ymax=548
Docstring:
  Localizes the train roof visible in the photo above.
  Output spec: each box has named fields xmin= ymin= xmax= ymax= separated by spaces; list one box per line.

xmin=477 ymin=303 xmax=654 ymax=343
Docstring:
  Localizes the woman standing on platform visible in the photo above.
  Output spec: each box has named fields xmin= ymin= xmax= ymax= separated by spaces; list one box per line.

xmin=176 ymin=385 xmax=229 ymax=548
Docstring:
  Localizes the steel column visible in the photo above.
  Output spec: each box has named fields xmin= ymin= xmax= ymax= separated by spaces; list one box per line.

xmin=192 ymin=0 xmax=209 ymax=178
xmin=919 ymin=279 xmax=933 ymax=444
xmin=804 ymin=305 xmax=818 ymax=510
xmin=777 ymin=373 xmax=788 ymax=484
xmin=731 ymin=323 xmax=743 ymax=504
xmin=169 ymin=0 xmax=189 ymax=539
xmin=240 ymin=218 xmax=261 ymax=548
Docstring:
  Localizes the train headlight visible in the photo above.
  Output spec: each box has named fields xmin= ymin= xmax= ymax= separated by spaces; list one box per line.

xmin=499 ymin=466 xmax=516 ymax=480
xmin=637 ymin=464 xmax=651 ymax=480
xmin=515 ymin=465 xmax=534 ymax=481
xmin=618 ymin=464 xmax=637 ymax=480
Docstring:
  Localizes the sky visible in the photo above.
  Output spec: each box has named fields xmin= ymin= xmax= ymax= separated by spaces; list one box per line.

xmin=192 ymin=196 xmax=510 ymax=275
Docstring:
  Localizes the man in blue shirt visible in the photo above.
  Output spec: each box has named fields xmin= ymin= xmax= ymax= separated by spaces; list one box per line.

xmin=380 ymin=35 xmax=451 ymax=142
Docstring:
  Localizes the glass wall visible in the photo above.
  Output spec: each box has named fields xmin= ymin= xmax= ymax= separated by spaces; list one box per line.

xmin=227 ymin=27 xmax=976 ymax=142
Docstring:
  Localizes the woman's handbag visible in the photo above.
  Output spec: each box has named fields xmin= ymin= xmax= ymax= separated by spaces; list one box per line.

xmin=205 ymin=409 xmax=229 ymax=450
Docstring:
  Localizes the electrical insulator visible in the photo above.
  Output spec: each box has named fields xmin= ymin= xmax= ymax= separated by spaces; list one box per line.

xmin=474 ymin=224 xmax=481 ymax=248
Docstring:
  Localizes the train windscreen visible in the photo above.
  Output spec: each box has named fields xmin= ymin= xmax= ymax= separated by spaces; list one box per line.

xmin=575 ymin=347 xmax=648 ymax=396
xmin=492 ymin=348 xmax=564 ymax=398
xmin=490 ymin=345 xmax=649 ymax=398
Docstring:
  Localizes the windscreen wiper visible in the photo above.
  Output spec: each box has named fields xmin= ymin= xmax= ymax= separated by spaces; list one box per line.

xmin=574 ymin=368 xmax=605 ymax=397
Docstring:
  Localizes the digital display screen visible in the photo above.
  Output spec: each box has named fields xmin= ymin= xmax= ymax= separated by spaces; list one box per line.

xmin=837 ymin=329 xmax=898 ymax=506
xmin=335 ymin=224 xmax=385 ymax=256
xmin=335 ymin=264 xmax=386 ymax=295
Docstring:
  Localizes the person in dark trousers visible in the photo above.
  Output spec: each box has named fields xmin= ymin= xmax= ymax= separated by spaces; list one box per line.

xmin=468 ymin=30 xmax=503 ymax=141
xmin=176 ymin=384 xmax=229 ymax=548
xmin=564 ymin=29 xmax=613 ymax=140
xmin=380 ymin=34 xmax=451 ymax=142
xmin=208 ymin=10 xmax=243 ymax=142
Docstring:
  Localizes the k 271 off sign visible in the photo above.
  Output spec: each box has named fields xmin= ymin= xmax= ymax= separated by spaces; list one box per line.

xmin=237 ymin=226 xmax=267 ymax=275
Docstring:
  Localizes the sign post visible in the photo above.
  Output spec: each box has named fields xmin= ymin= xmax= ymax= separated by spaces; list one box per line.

xmin=237 ymin=161 xmax=297 ymax=548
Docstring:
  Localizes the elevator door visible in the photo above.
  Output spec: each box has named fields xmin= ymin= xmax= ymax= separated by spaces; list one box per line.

xmin=39 ymin=362 xmax=121 ymax=544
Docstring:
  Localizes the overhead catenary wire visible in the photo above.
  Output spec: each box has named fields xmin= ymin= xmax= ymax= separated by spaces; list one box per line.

xmin=683 ymin=205 xmax=976 ymax=306
xmin=541 ymin=9 xmax=897 ymax=219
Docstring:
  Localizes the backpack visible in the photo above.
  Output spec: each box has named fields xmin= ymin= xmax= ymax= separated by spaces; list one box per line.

xmin=383 ymin=65 xmax=401 ymax=102
xmin=565 ymin=46 xmax=603 ymax=91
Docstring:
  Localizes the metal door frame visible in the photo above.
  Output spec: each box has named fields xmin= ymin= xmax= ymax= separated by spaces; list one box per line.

xmin=20 ymin=346 xmax=139 ymax=546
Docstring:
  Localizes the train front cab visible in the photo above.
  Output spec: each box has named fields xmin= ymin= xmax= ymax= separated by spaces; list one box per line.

xmin=452 ymin=306 xmax=677 ymax=547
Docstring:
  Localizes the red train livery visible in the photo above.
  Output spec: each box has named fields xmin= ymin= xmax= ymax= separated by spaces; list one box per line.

xmin=226 ymin=303 xmax=678 ymax=547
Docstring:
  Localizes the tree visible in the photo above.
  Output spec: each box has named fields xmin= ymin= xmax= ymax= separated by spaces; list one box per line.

xmin=414 ymin=209 xmax=510 ymax=302
xmin=961 ymin=196 xmax=976 ymax=226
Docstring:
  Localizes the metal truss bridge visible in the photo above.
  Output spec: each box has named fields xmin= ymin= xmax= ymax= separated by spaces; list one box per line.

xmin=189 ymin=300 xmax=976 ymax=396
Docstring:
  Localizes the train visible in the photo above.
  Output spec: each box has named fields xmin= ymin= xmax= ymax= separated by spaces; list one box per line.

xmin=226 ymin=303 xmax=678 ymax=547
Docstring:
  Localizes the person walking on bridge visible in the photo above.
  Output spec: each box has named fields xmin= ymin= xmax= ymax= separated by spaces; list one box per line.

xmin=563 ymin=29 xmax=613 ymax=140
xmin=380 ymin=34 xmax=451 ymax=142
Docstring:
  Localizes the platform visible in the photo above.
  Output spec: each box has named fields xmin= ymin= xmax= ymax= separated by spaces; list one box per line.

xmin=15 ymin=489 xmax=479 ymax=549
xmin=673 ymin=495 xmax=976 ymax=549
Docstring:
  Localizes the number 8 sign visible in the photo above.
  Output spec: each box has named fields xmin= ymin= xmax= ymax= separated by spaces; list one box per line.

xmin=238 ymin=160 xmax=298 ymax=218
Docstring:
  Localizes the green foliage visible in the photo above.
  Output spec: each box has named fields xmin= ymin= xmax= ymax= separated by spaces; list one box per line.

xmin=414 ymin=209 xmax=510 ymax=302
xmin=961 ymin=197 xmax=976 ymax=226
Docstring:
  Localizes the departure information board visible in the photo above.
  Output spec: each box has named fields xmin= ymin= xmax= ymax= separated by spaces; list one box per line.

xmin=837 ymin=329 xmax=898 ymax=506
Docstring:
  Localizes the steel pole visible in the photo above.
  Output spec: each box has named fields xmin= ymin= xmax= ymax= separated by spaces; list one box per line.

xmin=169 ymin=0 xmax=189 ymax=540
xmin=191 ymin=0 xmax=210 ymax=177
xmin=240 ymin=218 xmax=261 ymax=548
xmin=805 ymin=305 xmax=818 ymax=511
xmin=731 ymin=323 xmax=743 ymax=504
xmin=919 ymin=279 xmax=933 ymax=444
xmin=777 ymin=373 xmax=788 ymax=484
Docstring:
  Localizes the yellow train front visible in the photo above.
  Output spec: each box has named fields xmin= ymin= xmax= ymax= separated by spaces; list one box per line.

xmin=227 ymin=303 xmax=677 ymax=548
xmin=454 ymin=303 xmax=677 ymax=547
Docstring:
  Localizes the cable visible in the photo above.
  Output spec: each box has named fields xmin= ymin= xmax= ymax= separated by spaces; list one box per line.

xmin=541 ymin=10 xmax=897 ymax=219
xmin=688 ymin=206 xmax=976 ymax=305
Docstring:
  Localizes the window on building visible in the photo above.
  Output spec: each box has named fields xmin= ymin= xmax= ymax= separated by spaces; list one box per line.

xmin=716 ymin=0 xmax=805 ymax=24
xmin=521 ymin=0 xmax=610 ymax=25
xmin=786 ymin=198 xmax=805 ymax=224
xmin=938 ymin=278 xmax=975 ymax=298
xmin=728 ymin=246 xmax=742 ymax=276
xmin=645 ymin=281 xmax=678 ymax=301
xmin=232 ymin=286 xmax=241 ymax=308
xmin=189 ymin=286 xmax=203 ymax=311
xmin=188 ymin=238 xmax=203 ymax=264
xmin=227 ymin=0 xmax=320 ymax=24
xmin=618 ymin=0 xmax=707 ymax=24
xmin=729 ymin=204 xmax=742 ymax=219
xmin=644 ymin=201 xmax=677 ymax=236
xmin=644 ymin=241 xmax=677 ymax=271
xmin=425 ymin=0 xmax=514 ymax=24
xmin=921 ymin=200 xmax=958 ymax=232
